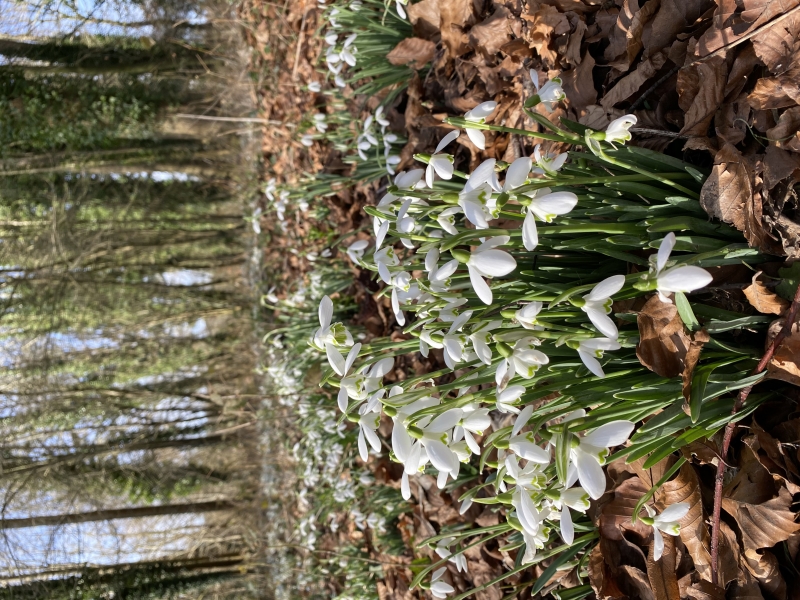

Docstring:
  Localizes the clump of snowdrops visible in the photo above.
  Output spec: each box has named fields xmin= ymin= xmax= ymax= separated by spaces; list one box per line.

xmin=309 ymin=73 xmax=774 ymax=597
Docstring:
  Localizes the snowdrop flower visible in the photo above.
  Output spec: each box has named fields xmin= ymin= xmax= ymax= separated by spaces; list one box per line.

xmin=426 ymin=130 xmax=460 ymax=187
xmin=453 ymin=405 xmax=491 ymax=455
xmin=515 ymin=301 xmax=544 ymax=330
xmin=468 ymin=320 xmax=499 ymax=365
xmin=338 ymin=357 xmax=394 ymax=411
xmin=604 ymin=115 xmax=637 ymax=145
xmin=307 ymin=81 xmax=322 ymax=93
xmin=495 ymin=337 xmax=548 ymax=391
xmin=436 ymin=206 xmax=461 ymax=235
xmin=435 ymin=538 xmax=468 ymax=573
xmin=346 ymin=239 xmax=369 ymax=264
xmin=375 ymin=106 xmax=390 ymax=129
xmin=334 ymin=74 xmax=346 ymax=88
xmin=324 ymin=33 xmax=338 ymax=45
xmin=463 ymin=101 xmax=497 ymax=150
xmin=569 ymin=418 xmax=634 ymax=499
xmin=529 ymin=70 xmax=565 ymax=111
xmin=503 ymin=156 xmax=532 ymax=191
xmin=430 ymin=567 xmax=454 ymax=599
xmin=513 ymin=486 xmax=546 ymax=539
xmin=350 ymin=0 xmax=362 ymax=10
xmin=265 ymin=178 xmax=277 ymax=201
xmin=414 ymin=408 xmax=464 ymax=475
xmin=522 ymin=190 xmax=578 ymax=251
xmin=357 ymin=403 xmax=381 ymax=462
xmin=532 ymin=144 xmax=568 ymax=174
xmin=325 ymin=341 xmax=361 ymax=378
xmin=441 ymin=311 xmax=472 ymax=369
xmin=313 ymin=113 xmax=328 ymax=133
xmin=496 ymin=384 xmax=524 ymax=413
xmin=642 ymin=503 xmax=690 ymax=560
xmin=453 ymin=236 xmax=516 ymax=305
xmin=575 ymin=337 xmax=620 ymax=378
xmin=341 ymin=34 xmax=358 ymax=66
xmin=301 ymin=134 xmax=315 ymax=147
xmin=649 ymin=233 xmax=713 ymax=303
xmin=553 ymin=487 xmax=590 ymax=545
xmin=374 ymin=246 xmax=399 ymax=284
xmin=313 ymin=296 xmax=354 ymax=350
xmin=252 ymin=207 xmax=262 ymax=234
xmin=579 ymin=275 xmax=625 ymax=339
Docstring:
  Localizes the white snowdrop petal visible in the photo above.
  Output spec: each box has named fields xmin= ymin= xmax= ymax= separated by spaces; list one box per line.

xmin=326 ymin=343 xmax=346 ymax=376
xmin=358 ymin=429 xmax=369 ymax=462
xmin=370 ymin=357 xmax=395 ymax=379
xmin=363 ymin=424 xmax=382 ymax=452
xmin=393 ymin=423 xmax=412 ymax=462
xmin=469 ymin=249 xmax=517 ymax=277
xmin=432 ymin=158 xmax=455 ymax=180
xmin=465 ymin=159 xmax=496 ymax=191
xmin=587 ymin=274 xmax=626 ymax=301
xmin=657 ymin=232 xmax=676 ymax=273
xmin=653 ymin=526 xmax=664 ymax=561
xmin=586 ymin=308 xmax=619 ymax=340
xmin=468 ymin=265 xmax=493 ymax=304
xmin=658 ymin=502 xmax=690 ymax=523
xmin=581 ymin=420 xmax=634 ymax=449
xmin=344 ymin=343 xmax=361 ymax=375
xmin=505 ymin=157 xmax=532 ymax=190
xmin=432 ymin=259 xmax=459 ymax=282
xmin=560 ymin=506 xmax=575 ymax=545
xmin=319 ymin=296 xmax=333 ymax=328
xmin=426 ymin=439 xmax=459 ymax=473
xmin=578 ymin=349 xmax=605 ymax=378
xmin=465 ymin=127 xmax=486 ymax=150
xmin=512 ymin=405 xmax=534 ymax=437
xmin=575 ymin=449 xmax=607 ymax=500
xmin=470 ymin=101 xmax=497 ymax=119
xmin=657 ymin=266 xmax=713 ymax=293
xmin=435 ymin=129 xmax=460 ymax=154
xmin=427 ymin=408 xmax=464 ymax=432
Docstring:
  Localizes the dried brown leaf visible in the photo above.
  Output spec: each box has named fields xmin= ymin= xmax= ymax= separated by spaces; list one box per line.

xmin=722 ymin=486 xmax=800 ymax=551
xmin=742 ymin=548 xmax=787 ymax=598
xmin=681 ymin=329 xmax=711 ymax=410
xmin=763 ymin=145 xmax=800 ymax=190
xmin=562 ymin=52 xmax=597 ymax=115
xmin=725 ymin=45 xmax=762 ymax=99
xmin=407 ymin=0 xmax=441 ymax=39
xmin=588 ymin=543 xmax=627 ymax=600
xmin=468 ymin=5 xmax=511 ymax=56
xmin=685 ymin=581 xmax=726 ymax=600
xmin=698 ymin=0 xmax=800 ymax=57
xmin=605 ymin=0 xmax=662 ymax=71
xmin=743 ymin=272 xmax=790 ymax=314
xmin=680 ymin=57 xmax=727 ymax=136
xmin=522 ymin=5 xmax=570 ymax=68
xmin=643 ymin=0 xmax=714 ymax=57
xmin=700 ymin=143 xmax=779 ymax=253
xmin=619 ymin=565 xmax=657 ymax=600
xmin=748 ymin=63 xmax=800 ymax=109
xmin=766 ymin=318 xmax=800 ymax=386
xmin=601 ymin=51 xmax=668 ymax=109
xmin=767 ymin=106 xmax=800 ymax=153
xmin=646 ymin=533 xmax=680 ymax=600
xmin=439 ymin=0 xmax=474 ymax=58
xmin=564 ymin=13 xmax=587 ymax=66
xmin=387 ymin=37 xmax=436 ymax=68
xmin=751 ymin=13 xmax=800 ymax=72
xmin=636 ymin=294 xmax=690 ymax=378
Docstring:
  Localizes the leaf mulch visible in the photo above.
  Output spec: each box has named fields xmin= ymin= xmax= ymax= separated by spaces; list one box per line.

xmin=243 ymin=0 xmax=800 ymax=597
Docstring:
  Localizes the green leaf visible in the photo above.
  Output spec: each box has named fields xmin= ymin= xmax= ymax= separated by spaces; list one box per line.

xmin=689 ymin=357 xmax=746 ymax=423
xmin=674 ymin=292 xmax=700 ymax=331
xmin=777 ymin=262 xmax=800 ymax=301
xmin=530 ymin=536 xmax=593 ymax=595
xmin=632 ymin=457 xmax=686 ymax=522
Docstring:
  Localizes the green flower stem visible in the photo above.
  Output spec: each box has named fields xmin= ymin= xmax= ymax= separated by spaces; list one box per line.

xmin=444 ymin=117 xmax=574 ymax=143
xmin=590 ymin=148 xmax=701 ymax=199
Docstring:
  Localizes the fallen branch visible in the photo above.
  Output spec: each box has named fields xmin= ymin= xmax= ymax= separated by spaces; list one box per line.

xmin=710 ymin=280 xmax=800 ymax=584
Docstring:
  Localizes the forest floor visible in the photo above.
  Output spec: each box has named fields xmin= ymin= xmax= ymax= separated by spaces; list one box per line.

xmin=242 ymin=0 xmax=800 ymax=598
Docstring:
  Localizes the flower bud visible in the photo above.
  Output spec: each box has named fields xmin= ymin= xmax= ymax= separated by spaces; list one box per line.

xmin=451 ymin=248 xmax=470 ymax=263
xmin=496 ymin=342 xmax=513 ymax=358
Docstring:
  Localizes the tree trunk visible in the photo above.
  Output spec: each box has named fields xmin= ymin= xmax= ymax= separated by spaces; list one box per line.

xmin=0 ymin=500 xmax=236 ymax=530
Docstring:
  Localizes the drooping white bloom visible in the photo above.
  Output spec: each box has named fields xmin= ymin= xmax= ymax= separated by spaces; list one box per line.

xmin=644 ymin=503 xmax=690 ymax=560
xmin=515 ymin=301 xmax=543 ymax=330
xmin=581 ymin=275 xmax=625 ymax=339
xmin=453 ymin=404 xmax=491 ymax=455
xmin=503 ymin=156 xmax=532 ymax=191
xmin=496 ymin=384 xmax=524 ymax=413
xmin=576 ymin=337 xmax=621 ymax=378
xmin=554 ymin=487 xmax=591 ymax=545
xmin=301 ymin=134 xmax=314 ymax=147
xmin=374 ymin=246 xmax=399 ymax=284
xmin=464 ymin=101 xmax=497 ymax=150
xmin=426 ymin=130 xmax=460 ymax=187
xmin=313 ymin=113 xmax=328 ymax=133
xmin=325 ymin=342 xmax=361 ymax=378
xmin=308 ymin=81 xmax=322 ymax=93
xmin=346 ymin=239 xmax=369 ymax=264
xmin=395 ymin=0 xmax=408 ymax=18
xmin=436 ymin=206 xmax=461 ymax=235
xmin=605 ymin=115 xmax=637 ymax=145
xmin=532 ymin=144 xmax=568 ymax=174
xmin=435 ymin=537 xmax=468 ymax=573
xmin=569 ymin=419 xmax=634 ymax=499
xmin=338 ymin=357 xmax=395 ymax=411
xmin=465 ymin=236 xmax=517 ymax=305
xmin=651 ymin=233 xmax=713 ymax=303
xmin=530 ymin=70 xmax=565 ymax=112
xmin=522 ymin=190 xmax=578 ymax=251
xmin=341 ymin=33 xmax=358 ymax=66
xmin=430 ymin=567 xmax=454 ymax=599
xmin=313 ymin=296 xmax=354 ymax=350
xmin=356 ymin=402 xmax=381 ymax=462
